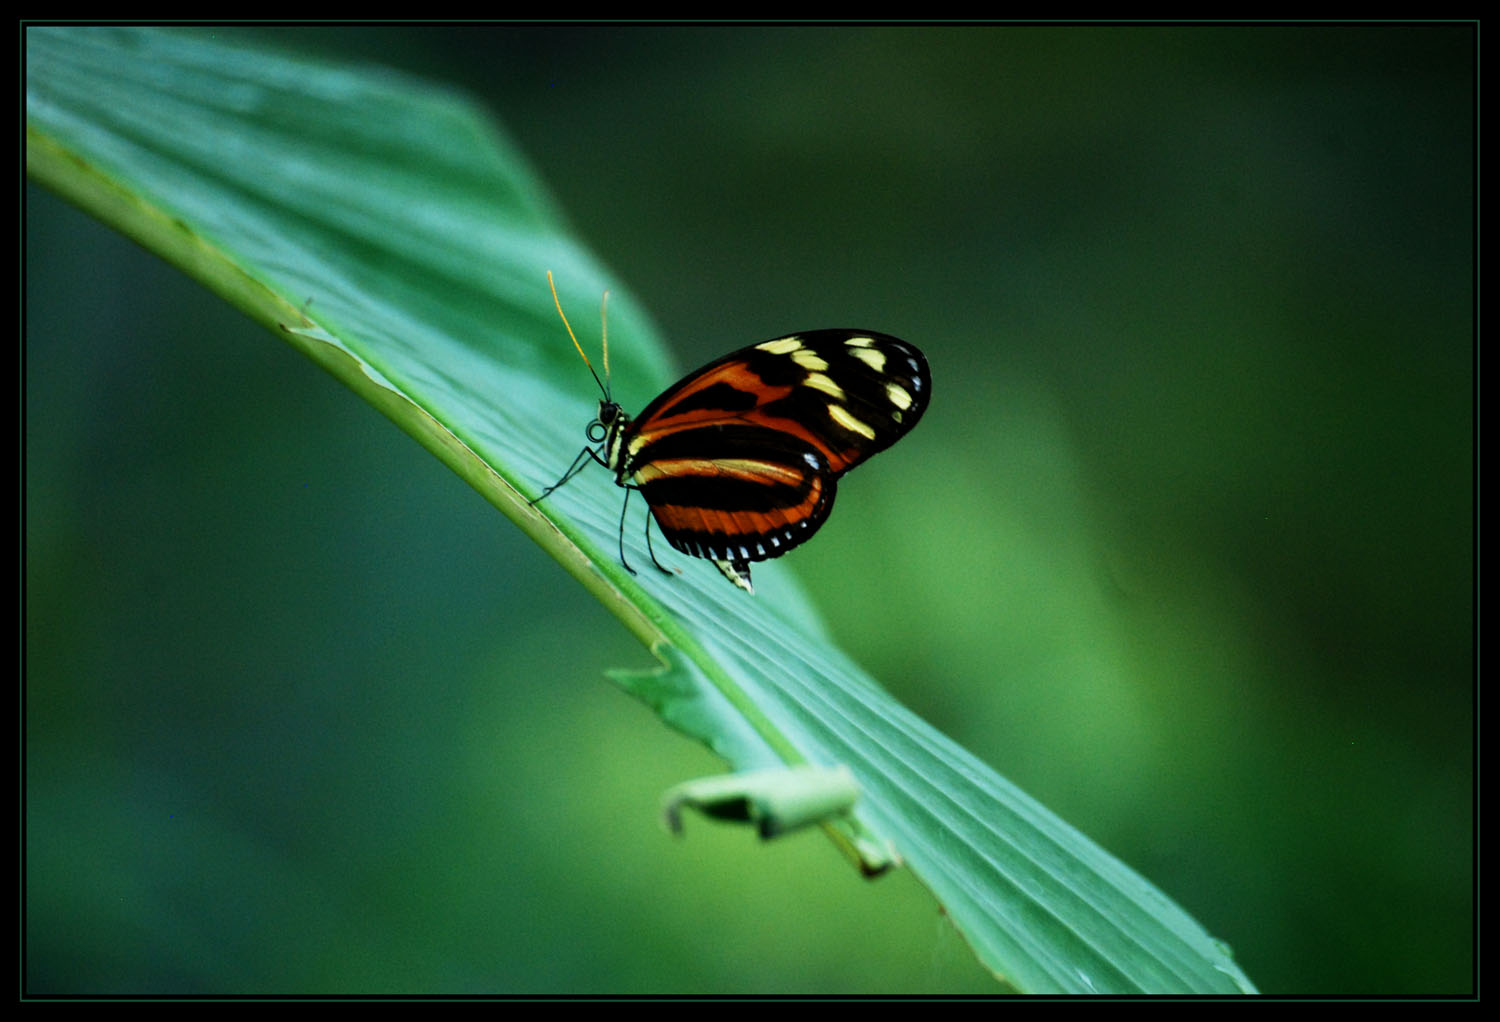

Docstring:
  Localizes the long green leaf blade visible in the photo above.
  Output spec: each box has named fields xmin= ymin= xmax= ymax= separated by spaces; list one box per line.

xmin=26 ymin=26 xmax=1255 ymax=994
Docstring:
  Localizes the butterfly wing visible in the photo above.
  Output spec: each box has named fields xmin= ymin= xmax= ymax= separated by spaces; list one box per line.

xmin=616 ymin=330 xmax=930 ymax=582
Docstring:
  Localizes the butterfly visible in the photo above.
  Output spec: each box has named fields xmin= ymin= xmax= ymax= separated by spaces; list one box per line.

xmin=533 ymin=273 xmax=930 ymax=594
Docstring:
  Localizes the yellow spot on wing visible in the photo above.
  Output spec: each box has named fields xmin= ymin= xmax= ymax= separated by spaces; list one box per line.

xmin=885 ymin=381 xmax=914 ymax=410
xmin=828 ymin=404 xmax=876 ymax=439
xmin=848 ymin=346 xmax=887 ymax=372
xmin=757 ymin=337 xmax=803 ymax=354
xmin=804 ymin=373 xmax=846 ymax=400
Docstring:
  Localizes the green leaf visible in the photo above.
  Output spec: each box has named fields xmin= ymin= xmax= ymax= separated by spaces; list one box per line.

xmin=26 ymin=26 xmax=1256 ymax=994
xmin=661 ymin=765 xmax=863 ymax=841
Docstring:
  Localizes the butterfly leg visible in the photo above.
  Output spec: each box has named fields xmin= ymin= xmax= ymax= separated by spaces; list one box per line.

xmin=616 ymin=487 xmax=672 ymax=577
xmin=614 ymin=486 xmax=638 ymax=575
xmin=530 ymin=445 xmax=607 ymax=506
xmin=642 ymin=505 xmax=674 ymax=577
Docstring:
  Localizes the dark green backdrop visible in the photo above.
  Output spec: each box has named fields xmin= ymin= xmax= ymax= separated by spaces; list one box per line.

xmin=26 ymin=25 xmax=1473 ymax=994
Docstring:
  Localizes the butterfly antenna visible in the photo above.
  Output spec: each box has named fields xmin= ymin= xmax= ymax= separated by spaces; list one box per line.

xmin=547 ymin=270 xmax=608 ymax=398
xmin=600 ymin=288 xmax=612 ymax=386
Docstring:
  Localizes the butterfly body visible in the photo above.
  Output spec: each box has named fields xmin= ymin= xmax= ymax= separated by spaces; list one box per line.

xmin=576 ymin=329 xmax=930 ymax=593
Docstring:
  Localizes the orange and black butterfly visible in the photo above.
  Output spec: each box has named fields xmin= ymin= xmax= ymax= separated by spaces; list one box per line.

xmin=533 ymin=274 xmax=930 ymax=594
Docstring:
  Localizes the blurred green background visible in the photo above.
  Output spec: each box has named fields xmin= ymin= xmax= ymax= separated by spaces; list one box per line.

xmin=25 ymin=26 xmax=1472 ymax=994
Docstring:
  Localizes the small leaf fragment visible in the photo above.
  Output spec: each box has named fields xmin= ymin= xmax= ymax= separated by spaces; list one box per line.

xmin=662 ymin=765 xmax=861 ymax=839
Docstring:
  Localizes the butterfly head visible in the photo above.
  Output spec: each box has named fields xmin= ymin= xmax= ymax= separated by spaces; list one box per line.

xmin=594 ymin=399 xmax=625 ymax=432
xmin=591 ymin=400 xmax=633 ymax=475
